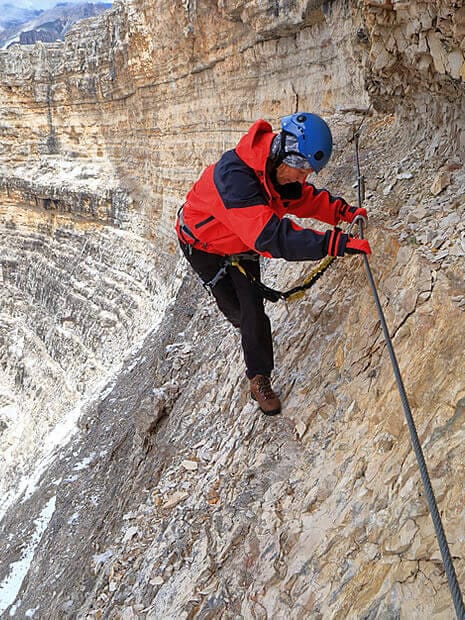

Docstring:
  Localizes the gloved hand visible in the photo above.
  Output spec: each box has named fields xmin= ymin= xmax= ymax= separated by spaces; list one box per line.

xmin=338 ymin=204 xmax=368 ymax=224
xmin=325 ymin=228 xmax=371 ymax=256
xmin=345 ymin=237 xmax=371 ymax=255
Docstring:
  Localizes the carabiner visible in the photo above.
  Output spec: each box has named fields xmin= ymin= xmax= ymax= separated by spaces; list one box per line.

xmin=348 ymin=214 xmax=368 ymax=238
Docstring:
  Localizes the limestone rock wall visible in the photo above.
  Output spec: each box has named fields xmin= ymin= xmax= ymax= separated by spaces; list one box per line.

xmin=361 ymin=0 xmax=465 ymax=153
xmin=0 ymin=0 xmax=369 ymax=242
xmin=0 ymin=0 xmax=368 ymax=504
xmin=0 ymin=206 xmax=180 ymax=504
xmin=0 ymin=0 xmax=464 ymax=618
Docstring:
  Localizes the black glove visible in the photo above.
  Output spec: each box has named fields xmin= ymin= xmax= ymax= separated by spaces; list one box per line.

xmin=325 ymin=228 xmax=371 ymax=256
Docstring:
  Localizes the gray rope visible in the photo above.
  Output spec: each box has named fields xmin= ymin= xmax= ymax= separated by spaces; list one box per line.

xmin=353 ymin=129 xmax=465 ymax=619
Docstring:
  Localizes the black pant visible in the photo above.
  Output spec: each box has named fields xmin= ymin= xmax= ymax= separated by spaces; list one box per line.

xmin=180 ymin=241 xmax=274 ymax=379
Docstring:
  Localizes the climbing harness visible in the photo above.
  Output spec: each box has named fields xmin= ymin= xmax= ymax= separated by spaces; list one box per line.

xmin=176 ymin=205 xmax=327 ymax=297
xmin=177 ymin=201 xmax=335 ymax=299
xmin=204 ymin=253 xmax=335 ymax=302
xmin=352 ymin=117 xmax=465 ymax=619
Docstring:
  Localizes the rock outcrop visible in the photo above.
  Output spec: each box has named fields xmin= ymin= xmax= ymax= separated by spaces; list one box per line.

xmin=0 ymin=1 xmax=464 ymax=618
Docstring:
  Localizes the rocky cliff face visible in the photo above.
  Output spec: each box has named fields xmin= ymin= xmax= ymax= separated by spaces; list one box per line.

xmin=0 ymin=1 xmax=464 ymax=618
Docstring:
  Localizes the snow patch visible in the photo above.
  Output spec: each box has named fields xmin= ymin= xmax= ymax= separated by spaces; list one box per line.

xmin=72 ymin=452 xmax=96 ymax=472
xmin=92 ymin=549 xmax=114 ymax=571
xmin=67 ymin=511 xmax=80 ymax=526
xmin=0 ymin=496 xmax=56 ymax=615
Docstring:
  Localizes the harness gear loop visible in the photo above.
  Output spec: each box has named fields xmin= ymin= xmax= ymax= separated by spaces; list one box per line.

xmin=202 ymin=253 xmax=259 ymax=295
xmin=352 ymin=120 xmax=465 ymax=620
xmin=203 ymin=264 xmax=229 ymax=294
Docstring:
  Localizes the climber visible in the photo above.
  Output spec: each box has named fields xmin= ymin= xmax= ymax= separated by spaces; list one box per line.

xmin=175 ymin=112 xmax=371 ymax=415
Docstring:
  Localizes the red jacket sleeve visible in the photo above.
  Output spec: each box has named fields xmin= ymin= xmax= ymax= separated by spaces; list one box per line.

xmin=286 ymin=183 xmax=350 ymax=226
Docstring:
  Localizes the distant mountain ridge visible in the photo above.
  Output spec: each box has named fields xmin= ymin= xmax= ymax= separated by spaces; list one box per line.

xmin=0 ymin=2 xmax=112 ymax=49
xmin=0 ymin=5 xmax=42 ymax=31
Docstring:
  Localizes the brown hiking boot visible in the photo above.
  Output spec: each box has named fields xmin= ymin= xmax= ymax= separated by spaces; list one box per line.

xmin=250 ymin=375 xmax=281 ymax=416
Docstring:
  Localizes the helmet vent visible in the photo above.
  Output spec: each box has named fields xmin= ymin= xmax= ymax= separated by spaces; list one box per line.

xmin=314 ymin=150 xmax=324 ymax=161
xmin=296 ymin=114 xmax=306 ymax=122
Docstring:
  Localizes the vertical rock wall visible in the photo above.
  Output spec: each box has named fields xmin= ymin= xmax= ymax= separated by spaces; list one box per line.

xmin=0 ymin=0 xmax=369 ymax=503
xmin=361 ymin=0 xmax=465 ymax=154
xmin=0 ymin=0 xmax=464 ymax=618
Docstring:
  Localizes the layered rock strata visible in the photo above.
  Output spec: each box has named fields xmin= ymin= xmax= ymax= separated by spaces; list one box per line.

xmin=361 ymin=0 xmax=465 ymax=153
xmin=0 ymin=0 xmax=464 ymax=618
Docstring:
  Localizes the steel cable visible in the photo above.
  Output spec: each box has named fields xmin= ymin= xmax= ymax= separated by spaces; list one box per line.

xmin=352 ymin=127 xmax=465 ymax=619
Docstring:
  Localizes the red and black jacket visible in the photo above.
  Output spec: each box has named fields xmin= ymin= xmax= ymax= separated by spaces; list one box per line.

xmin=176 ymin=120 xmax=351 ymax=260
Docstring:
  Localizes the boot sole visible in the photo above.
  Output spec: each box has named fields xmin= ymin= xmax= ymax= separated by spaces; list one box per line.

xmin=251 ymin=393 xmax=282 ymax=416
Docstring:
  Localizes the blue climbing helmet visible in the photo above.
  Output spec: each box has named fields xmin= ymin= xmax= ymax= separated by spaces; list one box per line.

xmin=280 ymin=112 xmax=333 ymax=173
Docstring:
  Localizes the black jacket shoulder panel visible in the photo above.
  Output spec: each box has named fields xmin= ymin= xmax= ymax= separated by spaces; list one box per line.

xmin=213 ymin=150 xmax=269 ymax=209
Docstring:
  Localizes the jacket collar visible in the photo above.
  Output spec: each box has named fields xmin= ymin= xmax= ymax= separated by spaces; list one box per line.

xmin=235 ymin=119 xmax=276 ymax=199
